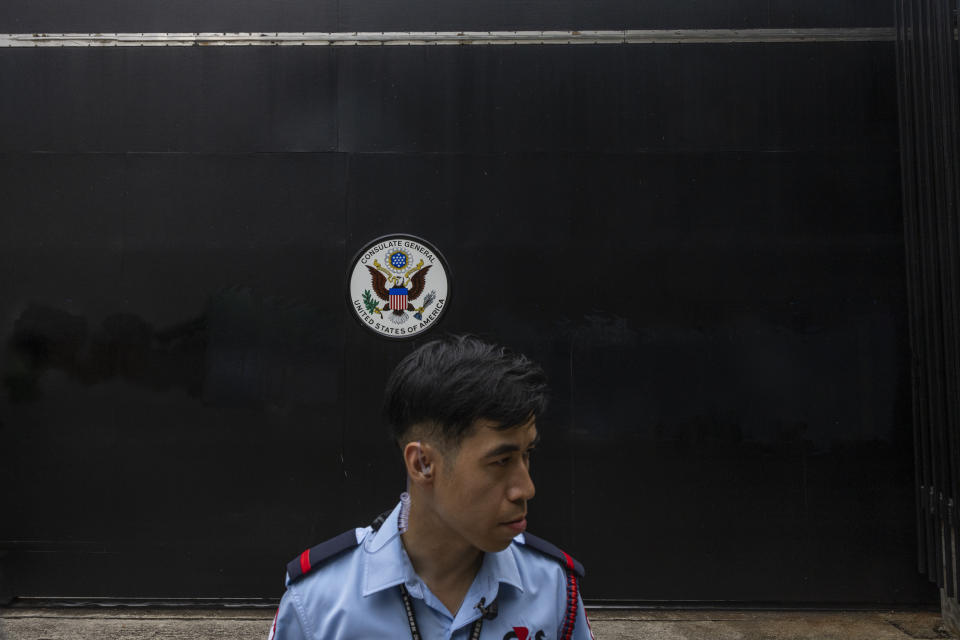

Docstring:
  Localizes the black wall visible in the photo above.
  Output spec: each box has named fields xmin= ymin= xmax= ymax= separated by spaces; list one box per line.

xmin=0 ymin=1 xmax=936 ymax=604
xmin=0 ymin=0 xmax=893 ymax=32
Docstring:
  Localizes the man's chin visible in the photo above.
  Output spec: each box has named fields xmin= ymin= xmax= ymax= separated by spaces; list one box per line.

xmin=479 ymin=532 xmax=520 ymax=553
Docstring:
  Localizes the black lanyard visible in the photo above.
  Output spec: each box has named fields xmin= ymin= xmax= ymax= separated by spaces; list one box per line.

xmin=399 ymin=584 xmax=485 ymax=640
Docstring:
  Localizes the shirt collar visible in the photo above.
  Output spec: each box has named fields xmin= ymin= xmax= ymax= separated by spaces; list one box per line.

xmin=478 ymin=540 xmax=524 ymax=593
xmin=361 ymin=502 xmax=410 ymax=596
xmin=360 ymin=501 xmax=525 ymax=598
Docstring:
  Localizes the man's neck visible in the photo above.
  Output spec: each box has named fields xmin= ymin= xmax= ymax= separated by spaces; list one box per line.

xmin=400 ymin=497 xmax=483 ymax=616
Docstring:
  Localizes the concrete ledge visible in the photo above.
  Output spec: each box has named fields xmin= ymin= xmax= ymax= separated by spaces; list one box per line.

xmin=941 ymin=526 xmax=960 ymax=637
xmin=943 ymin=592 xmax=960 ymax=638
xmin=0 ymin=608 xmax=956 ymax=640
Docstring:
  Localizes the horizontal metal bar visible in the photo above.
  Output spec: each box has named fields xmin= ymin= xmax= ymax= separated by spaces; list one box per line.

xmin=0 ymin=28 xmax=896 ymax=48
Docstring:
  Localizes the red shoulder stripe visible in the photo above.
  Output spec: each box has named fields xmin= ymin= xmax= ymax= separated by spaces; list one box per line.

xmin=285 ymin=529 xmax=360 ymax=583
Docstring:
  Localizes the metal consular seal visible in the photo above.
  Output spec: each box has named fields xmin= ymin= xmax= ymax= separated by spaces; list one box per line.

xmin=347 ymin=235 xmax=451 ymax=339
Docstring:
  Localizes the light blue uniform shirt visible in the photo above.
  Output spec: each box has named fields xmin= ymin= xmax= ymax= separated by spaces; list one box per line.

xmin=269 ymin=502 xmax=593 ymax=640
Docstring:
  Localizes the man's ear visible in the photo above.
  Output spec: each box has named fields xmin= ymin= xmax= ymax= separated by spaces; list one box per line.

xmin=403 ymin=441 xmax=435 ymax=483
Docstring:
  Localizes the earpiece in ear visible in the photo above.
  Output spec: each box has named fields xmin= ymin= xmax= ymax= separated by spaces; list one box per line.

xmin=417 ymin=442 xmax=432 ymax=475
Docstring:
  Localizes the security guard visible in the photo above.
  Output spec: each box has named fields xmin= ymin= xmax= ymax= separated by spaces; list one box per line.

xmin=270 ymin=336 xmax=594 ymax=639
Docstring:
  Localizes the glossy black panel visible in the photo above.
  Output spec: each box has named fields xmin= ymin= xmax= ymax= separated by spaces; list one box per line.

xmin=0 ymin=0 xmax=339 ymax=33
xmin=0 ymin=44 xmax=896 ymax=155
xmin=0 ymin=48 xmax=337 ymax=153
xmin=1 ymin=147 xmax=928 ymax=602
xmin=0 ymin=152 xmax=350 ymax=596
xmin=0 ymin=21 xmax=934 ymax=605
xmin=337 ymin=148 xmax=924 ymax=602
xmin=338 ymin=43 xmax=898 ymax=153
xmin=0 ymin=0 xmax=891 ymax=33
xmin=338 ymin=0 xmax=892 ymax=32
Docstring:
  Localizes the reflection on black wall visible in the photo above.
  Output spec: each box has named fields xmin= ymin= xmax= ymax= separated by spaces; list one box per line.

xmin=4 ymin=290 xmax=339 ymax=410
xmin=5 ymin=304 xmax=206 ymax=403
xmin=0 ymin=9 xmax=935 ymax=605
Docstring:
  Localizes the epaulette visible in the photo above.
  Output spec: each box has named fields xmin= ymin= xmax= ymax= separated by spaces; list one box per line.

xmin=517 ymin=533 xmax=586 ymax=640
xmin=516 ymin=532 xmax=585 ymax=578
xmin=286 ymin=529 xmax=359 ymax=584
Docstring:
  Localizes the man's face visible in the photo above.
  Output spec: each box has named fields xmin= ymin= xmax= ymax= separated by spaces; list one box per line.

xmin=431 ymin=417 xmax=539 ymax=553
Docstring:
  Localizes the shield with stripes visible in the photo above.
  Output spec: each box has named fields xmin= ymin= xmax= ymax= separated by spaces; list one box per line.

xmin=389 ymin=287 xmax=408 ymax=312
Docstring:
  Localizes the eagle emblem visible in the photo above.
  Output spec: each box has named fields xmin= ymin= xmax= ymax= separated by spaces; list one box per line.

xmin=349 ymin=236 xmax=449 ymax=339
xmin=363 ymin=249 xmax=435 ymax=324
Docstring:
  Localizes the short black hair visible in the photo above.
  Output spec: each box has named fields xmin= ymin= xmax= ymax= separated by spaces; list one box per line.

xmin=384 ymin=335 xmax=548 ymax=447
